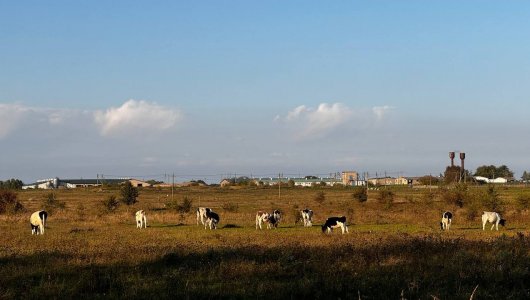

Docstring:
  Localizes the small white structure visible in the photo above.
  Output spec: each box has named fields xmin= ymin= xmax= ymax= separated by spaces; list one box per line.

xmin=30 ymin=210 xmax=47 ymax=235
xmin=135 ymin=210 xmax=147 ymax=228
xmin=474 ymin=176 xmax=508 ymax=184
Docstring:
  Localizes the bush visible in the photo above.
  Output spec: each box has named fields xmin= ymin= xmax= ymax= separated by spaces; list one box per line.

xmin=516 ymin=193 xmax=530 ymax=211
xmin=314 ymin=191 xmax=326 ymax=204
xmin=482 ymin=185 xmax=505 ymax=212
xmin=120 ymin=181 xmax=139 ymax=206
xmin=221 ymin=202 xmax=239 ymax=213
xmin=102 ymin=195 xmax=120 ymax=213
xmin=351 ymin=187 xmax=368 ymax=203
xmin=166 ymin=196 xmax=193 ymax=213
xmin=441 ymin=184 xmax=468 ymax=208
xmin=0 ymin=190 xmax=25 ymax=214
xmin=377 ymin=189 xmax=394 ymax=205
xmin=42 ymin=192 xmax=65 ymax=214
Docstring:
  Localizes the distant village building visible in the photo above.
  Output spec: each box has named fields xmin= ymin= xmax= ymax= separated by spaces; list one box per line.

xmin=341 ymin=171 xmax=365 ymax=186
xmin=22 ymin=177 xmax=151 ymax=189
xmin=252 ymin=176 xmax=343 ymax=187
xmin=474 ymin=176 xmax=508 ymax=184
xmin=367 ymin=176 xmax=415 ymax=186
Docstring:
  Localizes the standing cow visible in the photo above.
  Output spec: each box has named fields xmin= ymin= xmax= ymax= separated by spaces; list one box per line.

xmin=205 ymin=209 xmax=220 ymax=230
xmin=136 ymin=210 xmax=147 ymax=228
xmin=196 ymin=207 xmax=210 ymax=225
xmin=301 ymin=209 xmax=314 ymax=227
xmin=440 ymin=211 xmax=453 ymax=230
xmin=30 ymin=210 xmax=47 ymax=235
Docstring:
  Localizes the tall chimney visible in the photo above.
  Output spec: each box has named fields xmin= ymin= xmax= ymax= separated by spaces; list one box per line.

xmin=460 ymin=152 xmax=466 ymax=181
xmin=449 ymin=152 xmax=455 ymax=167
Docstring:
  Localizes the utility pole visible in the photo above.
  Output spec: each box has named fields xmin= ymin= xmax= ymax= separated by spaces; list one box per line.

xmin=278 ymin=172 xmax=282 ymax=200
xmin=171 ymin=173 xmax=175 ymax=202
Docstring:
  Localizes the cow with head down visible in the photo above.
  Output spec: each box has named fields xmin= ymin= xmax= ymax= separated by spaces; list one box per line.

xmin=322 ymin=216 xmax=349 ymax=234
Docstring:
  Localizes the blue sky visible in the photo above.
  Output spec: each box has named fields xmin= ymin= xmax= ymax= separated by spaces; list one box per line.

xmin=1 ymin=1 xmax=530 ymax=183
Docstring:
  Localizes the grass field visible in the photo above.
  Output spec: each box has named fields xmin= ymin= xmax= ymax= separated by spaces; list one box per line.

xmin=1 ymin=185 xmax=529 ymax=299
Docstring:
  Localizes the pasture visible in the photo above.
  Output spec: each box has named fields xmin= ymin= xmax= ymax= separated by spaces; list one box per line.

xmin=1 ymin=185 xmax=529 ymax=299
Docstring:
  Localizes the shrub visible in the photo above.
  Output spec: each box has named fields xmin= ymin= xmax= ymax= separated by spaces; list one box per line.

xmin=314 ymin=191 xmax=326 ymax=204
xmin=221 ymin=202 xmax=239 ymax=213
xmin=166 ymin=196 xmax=193 ymax=213
xmin=102 ymin=195 xmax=120 ymax=213
xmin=0 ymin=190 xmax=25 ymax=214
xmin=481 ymin=185 xmax=505 ymax=212
xmin=42 ymin=192 xmax=65 ymax=214
xmin=351 ymin=187 xmax=368 ymax=203
xmin=377 ymin=189 xmax=394 ymax=206
xmin=441 ymin=184 xmax=468 ymax=208
xmin=120 ymin=181 xmax=139 ymax=206
xmin=516 ymin=193 xmax=530 ymax=211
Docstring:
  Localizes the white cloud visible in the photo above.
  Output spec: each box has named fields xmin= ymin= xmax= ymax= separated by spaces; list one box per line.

xmin=282 ymin=103 xmax=353 ymax=138
xmin=94 ymin=100 xmax=182 ymax=136
xmin=0 ymin=103 xmax=32 ymax=138
xmin=372 ymin=105 xmax=393 ymax=120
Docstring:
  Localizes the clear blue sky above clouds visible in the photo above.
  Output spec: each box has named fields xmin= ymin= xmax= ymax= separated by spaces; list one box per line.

xmin=1 ymin=1 xmax=530 ymax=183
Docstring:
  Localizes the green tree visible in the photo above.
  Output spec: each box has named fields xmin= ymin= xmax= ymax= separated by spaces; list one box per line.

xmin=521 ymin=171 xmax=530 ymax=182
xmin=120 ymin=181 xmax=139 ymax=205
xmin=474 ymin=165 xmax=513 ymax=179
xmin=417 ymin=175 xmax=440 ymax=186
xmin=102 ymin=195 xmax=120 ymax=212
xmin=0 ymin=179 xmax=24 ymax=189
xmin=352 ymin=186 xmax=368 ymax=203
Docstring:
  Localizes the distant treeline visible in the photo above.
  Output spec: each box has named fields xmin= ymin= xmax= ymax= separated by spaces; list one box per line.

xmin=0 ymin=179 xmax=24 ymax=190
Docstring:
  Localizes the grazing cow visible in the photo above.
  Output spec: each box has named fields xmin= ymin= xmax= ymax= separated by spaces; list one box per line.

xmin=482 ymin=211 xmax=506 ymax=231
xmin=301 ymin=209 xmax=314 ymax=227
xmin=322 ymin=216 xmax=349 ymax=234
xmin=272 ymin=210 xmax=281 ymax=226
xmin=255 ymin=211 xmax=270 ymax=230
xmin=196 ymin=207 xmax=211 ymax=225
xmin=440 ymin=211 xmax=453 ymax=230
xmin=136 ymin=210 xmax=147 ymax=228
xmin=30 ymin=210 xmax=47 ymax=235
xmin=205 ymin=209 xmax=220 ymax=230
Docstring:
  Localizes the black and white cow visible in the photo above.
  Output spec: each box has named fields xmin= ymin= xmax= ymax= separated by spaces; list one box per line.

xmin=440 ymin=211 xmax=452 ymax=230
xmin=301 ymin=209 xmax=314 ymax=227
xmin=482 ymin=211 xmax=506 ymax=231
xmin=255 ymin=211 xmax=270 ymax=230
xmin=196 ymin=207 xmax=211 ymax=225
xmin=205 ymin=209 xmax=220 ymax=230
xmin=30 ymin=210 xmax=47 ymax=235
xmin=322 ymin=216 xmax=349 ymax=234
xmin=272 ymin=210 xmax=281 ymax=225
xmin=135 ymin=210 xmax=147 ymax=228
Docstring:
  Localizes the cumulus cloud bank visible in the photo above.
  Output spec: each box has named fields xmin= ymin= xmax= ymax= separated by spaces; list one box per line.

xmin=0 ymin=103 xmax=32 ymax=138
xmin=93 ymin=100 xmax=182 ymax=136
xmin=283 ymin=103 xmax=353 ymax=138
xmin=280 ymin=103 xmax=394 ymax=139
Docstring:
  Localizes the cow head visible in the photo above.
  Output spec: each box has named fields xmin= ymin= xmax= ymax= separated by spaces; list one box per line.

xmin=499 ymin=219 xmax=506 ymax=227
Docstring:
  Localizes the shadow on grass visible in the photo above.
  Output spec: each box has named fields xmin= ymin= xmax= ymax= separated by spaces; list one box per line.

xmin=1 ymin=236 xmax=528 ymax=299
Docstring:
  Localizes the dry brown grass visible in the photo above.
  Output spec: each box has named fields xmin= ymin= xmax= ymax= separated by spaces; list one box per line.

xmin=1 ymin=185 xmax=529 ymax=298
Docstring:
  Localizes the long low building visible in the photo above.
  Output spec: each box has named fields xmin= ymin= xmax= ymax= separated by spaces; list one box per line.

xmin=22 ymin=178 xmax=151 ymax=189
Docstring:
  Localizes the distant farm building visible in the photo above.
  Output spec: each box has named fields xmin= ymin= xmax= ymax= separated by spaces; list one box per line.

xmin=253 ymin=177 xmax=344 ymax=187
xmin=22 ymin=177 xmax=152 ymax=189
xmin=474 ymin=176 xmax=508 ymax=184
